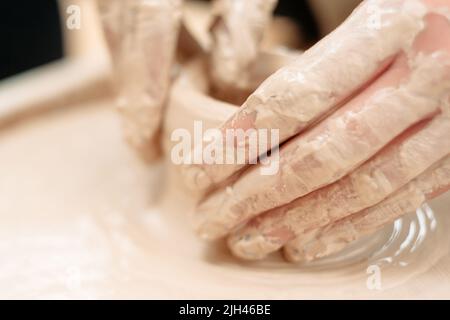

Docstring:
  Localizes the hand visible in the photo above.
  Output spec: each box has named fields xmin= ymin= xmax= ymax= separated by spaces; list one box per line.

xmin=97 ymin=0 xmax=182 ymax=162
xmin=209 ymin=0 xmax=278 ymax=96
xmin=181 ymin=0 xmax=450 ymax=261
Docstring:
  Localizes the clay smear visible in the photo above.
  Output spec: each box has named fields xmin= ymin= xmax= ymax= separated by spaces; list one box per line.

xmin=98 ymin=0 xmax=182 ymax=161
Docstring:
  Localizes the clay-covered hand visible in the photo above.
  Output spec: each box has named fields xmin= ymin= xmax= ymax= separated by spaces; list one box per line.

xmin=209 ymin=0 xmax=278 ymax=96
xmin=97 ymin=0 xmax=182 ymax=162
xmin=182 ymin=0 xmax=450 ymax=261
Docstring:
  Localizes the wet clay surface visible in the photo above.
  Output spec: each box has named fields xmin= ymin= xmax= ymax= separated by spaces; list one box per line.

xmin=0 ymin=100 xmax=449 ymax=299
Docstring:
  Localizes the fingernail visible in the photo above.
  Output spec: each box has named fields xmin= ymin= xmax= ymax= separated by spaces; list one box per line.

xmin=228 ymin=230 xmax=282 ymax=261
xmin=195 ymin=221 xmax=228 ymax=240
xmin=283 ymin=240 xmax=326 ymax=263
xmin=283 ymin=245 xmax=305 ymax=263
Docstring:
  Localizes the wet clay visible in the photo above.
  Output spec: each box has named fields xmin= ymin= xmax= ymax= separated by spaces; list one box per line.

xmin=0 ymin=99 xmax=449 ymax=298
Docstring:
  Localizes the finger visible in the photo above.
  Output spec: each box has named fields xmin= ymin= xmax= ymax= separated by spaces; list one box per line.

xmin=194 ymin=39 xmax=450 ymax=241
xmin=283 ymin=155 xmax=450 ymax=263
xmin=228 ymin=115 xmax=450 ymax=260
xmin=182 ymin=0 xmax=432 ymax=191
xmin=99 ymin=0 xmax=183 ymax=161
xmin=226 ymin=12 xmax=450 ymax=257
xmin=210 ymin=0 xmax=278 ymax=94
xmin=96 ymin=0 xmax=123 ymax=64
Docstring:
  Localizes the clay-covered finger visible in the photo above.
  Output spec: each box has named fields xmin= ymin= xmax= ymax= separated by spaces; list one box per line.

xmin=209 ymin=0 xmax=278 ymax=95
xmin=194 ymin=38 xmax=450 ymax=240
xmin=283 ymin=155 xmax=450 ymax=263
xmin=97 ymin=0 xmax=123 ymax=64
xmin=225 ymin=11 xmax=450 ymax=258
xmin=228 ymin=114 xmax=450 ymax=260
xmin=98 ymin=0 xmax=182 ymax=161
xmin=182 ymin=0 xmax=436 ymax=191
xmin=230 ymin=11 xmax=450 ymax=259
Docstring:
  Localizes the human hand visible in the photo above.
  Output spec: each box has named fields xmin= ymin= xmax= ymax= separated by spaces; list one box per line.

xmin=181 ymin=0 xmax=450 ymax=261
xmin=97 ymin=0 xmax=182 ymax=162
xmin=209 ymin=0 xmax=278 ymax=96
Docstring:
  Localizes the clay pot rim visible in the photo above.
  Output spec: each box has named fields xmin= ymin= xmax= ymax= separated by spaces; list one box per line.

xmin=163 ymin=49 xmax=302 ymax=157
xmin=166 ymin=49 xmax=302 ymax=125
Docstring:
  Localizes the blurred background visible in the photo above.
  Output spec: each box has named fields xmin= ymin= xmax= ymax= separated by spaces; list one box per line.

xmin=0 ymin=1 xmax=63 ymax=80
xmin=0 ymin=0 xmax=361 ymax=80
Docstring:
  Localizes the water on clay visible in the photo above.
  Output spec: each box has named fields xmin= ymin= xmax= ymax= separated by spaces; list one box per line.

xmin=191 ymin=201 xmax=450 ymax=289
xmin=0 ymin=101 xmax=449 ymax=299
xmin=301 ymin=203 xmax=450 ymax=285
